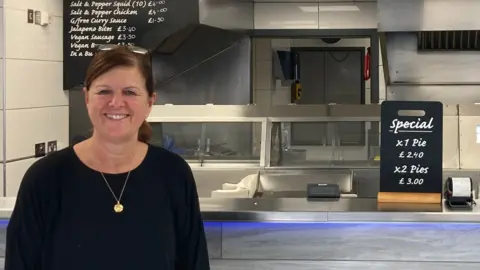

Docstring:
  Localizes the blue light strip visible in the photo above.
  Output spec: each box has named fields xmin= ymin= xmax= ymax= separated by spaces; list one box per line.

xmin=205 ymin=221 xmax=480 ymax=228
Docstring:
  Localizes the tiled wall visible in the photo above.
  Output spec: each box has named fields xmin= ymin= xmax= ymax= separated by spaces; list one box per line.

xmin=1 ymin=0 xmax=68 ymax=196
xmin=0 ymin=2 xmax=3 ymax=196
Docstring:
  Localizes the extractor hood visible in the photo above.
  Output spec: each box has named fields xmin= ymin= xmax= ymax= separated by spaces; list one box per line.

xmin=144 ymin=23 xmax=248 ymax=88
xmin=138 ymin=23 xmax=251 ymax=105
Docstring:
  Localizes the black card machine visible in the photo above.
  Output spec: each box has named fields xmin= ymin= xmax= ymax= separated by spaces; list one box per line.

xmin=444 ymin=177 xmax=476 ymax=209
xmin=307 ymin=183 xmax=340 ymax=199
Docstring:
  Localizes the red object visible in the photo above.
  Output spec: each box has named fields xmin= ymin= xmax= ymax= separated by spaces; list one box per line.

xmin=364 ymin=47 xmax=371 ymax=80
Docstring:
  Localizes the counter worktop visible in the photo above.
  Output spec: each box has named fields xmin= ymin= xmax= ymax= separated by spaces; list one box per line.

xmin=199 ymin=197 xmax=480 ymax=223
xmin=0 ymin=197 xmax=478 ymax=223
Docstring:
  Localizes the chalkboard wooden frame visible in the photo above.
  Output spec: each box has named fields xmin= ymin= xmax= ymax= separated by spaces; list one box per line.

xmin=378 ymin=101 xmax=443 ymax=204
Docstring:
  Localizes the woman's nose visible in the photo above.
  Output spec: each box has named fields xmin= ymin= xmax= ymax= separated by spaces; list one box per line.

xmin=109 ymin=93 xmax=125 ymax=107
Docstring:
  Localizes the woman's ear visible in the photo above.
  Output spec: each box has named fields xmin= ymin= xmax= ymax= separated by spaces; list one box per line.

xmin=146 ymin=93 xmax=156 ymax=117
xmin=148 ymin=92 xmax=157 ymax=107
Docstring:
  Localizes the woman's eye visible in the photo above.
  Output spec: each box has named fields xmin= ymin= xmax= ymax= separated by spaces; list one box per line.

xmin=98 ymin=89 xmax=111 ymax=95
xmin=124 ymin=90 xmax=137 ymax=96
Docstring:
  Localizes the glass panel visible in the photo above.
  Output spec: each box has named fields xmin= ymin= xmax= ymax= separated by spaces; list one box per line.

xmin=203 ymin=122 xmax=258 ymax=164
xmin=150 ymin=123 xmax=203 ymax=162
xmin=291 ymin=122 xmax=365 ymax=146
xmin=150 ymin=122 xmax=260 ymax=164
xmin=270 ymin=121 xmax=380 ymax=168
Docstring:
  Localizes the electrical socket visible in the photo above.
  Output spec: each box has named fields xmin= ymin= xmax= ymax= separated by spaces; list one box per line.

xmin=35 ymin=142 xmax=46 ymax=157
xmin=27 ymin=9 xmax=34 ymax=24
xmin=47 ymin=140 xmax=57 ymax=154
xmin=34 ymin=10 xmax=41 ymax=25
xmin=33 ymin=10 xmax=50 ymax=26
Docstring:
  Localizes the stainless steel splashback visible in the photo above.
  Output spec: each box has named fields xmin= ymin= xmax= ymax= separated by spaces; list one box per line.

xmin=378 ymin=0 xmax=480 ymax=32
xmin=378 ymin=0 xmax=480 ymax=104
xmin=199 ymin=0 xmax=254 ymax=30
xmin=383 ymin=32 xmax=480 ymax=85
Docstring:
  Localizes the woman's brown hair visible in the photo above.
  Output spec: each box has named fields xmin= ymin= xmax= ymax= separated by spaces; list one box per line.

xmin=84 ymin=46 xmax=154 ymax=143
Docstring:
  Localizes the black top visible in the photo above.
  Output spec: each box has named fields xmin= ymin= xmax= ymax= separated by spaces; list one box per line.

xmin=4 ymin=145 xmax=210 ymax=270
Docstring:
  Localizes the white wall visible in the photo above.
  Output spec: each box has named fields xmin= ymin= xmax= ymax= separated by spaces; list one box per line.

xmin=2 ymin=0 xmax=68 ymax=196
xmin=0 ymin=1 xmax=4 ymax=196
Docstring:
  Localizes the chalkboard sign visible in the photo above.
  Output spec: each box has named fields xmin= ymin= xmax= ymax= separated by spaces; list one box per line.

xmin=380 ymin=101 xmax=443 ymax=198
xmin=63 ymin=0 xmax=199 ymax=90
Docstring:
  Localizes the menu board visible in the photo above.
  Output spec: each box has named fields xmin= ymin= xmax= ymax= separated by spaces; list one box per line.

xmin=380 ymin=101 xmax=443 ymax=195
xmin=63 ymin=0 xmax=199 ymax=90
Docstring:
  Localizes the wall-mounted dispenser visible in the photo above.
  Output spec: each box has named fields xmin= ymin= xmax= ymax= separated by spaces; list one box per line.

xmin=290 ymin=52 xmax=301 ymax=104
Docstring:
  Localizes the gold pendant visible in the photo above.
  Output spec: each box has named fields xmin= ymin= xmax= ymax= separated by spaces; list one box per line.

xmin=114 ymin=203 xmax=124 ymax=213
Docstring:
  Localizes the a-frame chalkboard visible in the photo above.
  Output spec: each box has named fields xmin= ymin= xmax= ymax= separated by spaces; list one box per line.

xmin=379 ymin=101 xmax=443 ymax=204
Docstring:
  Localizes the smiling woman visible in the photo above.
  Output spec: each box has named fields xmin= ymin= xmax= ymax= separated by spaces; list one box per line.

xmin=83 ymin=45 xmax=155 ymax=143
xmin=4 ymin=45 xmax=210 ymax=270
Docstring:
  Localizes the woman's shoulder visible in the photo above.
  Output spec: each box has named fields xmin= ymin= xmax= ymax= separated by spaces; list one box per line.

xmin=145 ymin=144 xmax=191 ymax=171
xmin=28 ymin=146 xmax=76 ymax=173
xmin=19 ymin=147 xmax=76 ymax=194
xmin=24 ymin=148 xmax=75 ymax=183
xmin=144 ymin=145 xmax=197 ymax=205
xmin=144 ymin=144 xmax=194 ymax=187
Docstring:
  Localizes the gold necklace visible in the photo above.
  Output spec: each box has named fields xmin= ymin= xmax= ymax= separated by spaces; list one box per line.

xmin=100 ymin=171 xmax=131 ymax=213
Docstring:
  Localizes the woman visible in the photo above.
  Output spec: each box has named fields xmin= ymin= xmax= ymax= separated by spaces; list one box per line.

xmin=4 ymin=45 xmax=210 ymax=269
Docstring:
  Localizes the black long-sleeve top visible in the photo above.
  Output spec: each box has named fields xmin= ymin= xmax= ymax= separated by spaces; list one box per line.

xmin=4 ymin=144 xmax=210 ymax=270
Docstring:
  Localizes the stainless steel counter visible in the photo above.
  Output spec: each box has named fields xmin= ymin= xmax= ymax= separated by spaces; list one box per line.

xmin=0 ymin=197 xmax=478 ymax=223
xmin=193 ymin=167 xmax=480 ymax=223
xmin=200 ymin=197 xmax=480 ymax=223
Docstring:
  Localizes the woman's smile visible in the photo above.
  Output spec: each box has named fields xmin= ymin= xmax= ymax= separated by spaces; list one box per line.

xmin=104 ymin=113 xmax=130 ymax=121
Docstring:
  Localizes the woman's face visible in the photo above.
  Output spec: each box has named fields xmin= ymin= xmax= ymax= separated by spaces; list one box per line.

xmin=84 ymin=66 xmax=156 ymax=142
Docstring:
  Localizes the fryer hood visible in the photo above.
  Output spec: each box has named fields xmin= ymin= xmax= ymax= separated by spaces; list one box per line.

xmin=141 ymin=23 xmax=249 ymax=87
